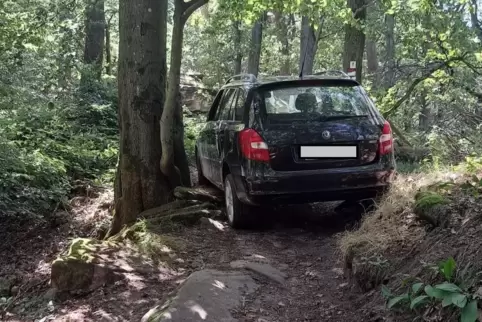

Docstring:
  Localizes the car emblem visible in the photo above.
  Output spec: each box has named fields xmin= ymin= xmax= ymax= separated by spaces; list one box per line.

xmin=322 ymin=130 xmax=331 ymax=139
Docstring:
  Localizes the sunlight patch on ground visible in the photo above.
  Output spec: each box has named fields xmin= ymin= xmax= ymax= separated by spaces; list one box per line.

xmin=187 ymin=301 xmax=207 ymax=320
xmin=212 ymin=280 xmax=226 ymax=289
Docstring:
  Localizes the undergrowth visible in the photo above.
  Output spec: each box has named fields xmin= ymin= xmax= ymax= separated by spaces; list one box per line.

xmin=0 ymin=77 xmax=118 ymax=219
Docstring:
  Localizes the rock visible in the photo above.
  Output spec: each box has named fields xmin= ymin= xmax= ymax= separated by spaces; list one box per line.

xmin=50 ymin=238 xmax=129 ymax=294
xmin=10 ymin=286 xmax=19 ymax=296
xmin=0 ymin=275 xmax=15 ymax=297
xmin=51 ymin=257 xmax=120 ymax=293
xmin=141 ymin=269 xmax=258 ymax=322
xmin=230 ymin=260 xmax=287 ymax=285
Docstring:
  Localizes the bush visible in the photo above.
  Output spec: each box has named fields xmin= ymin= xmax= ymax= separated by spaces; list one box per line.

xmin=0 ymin=77 xmax=118 ymax=218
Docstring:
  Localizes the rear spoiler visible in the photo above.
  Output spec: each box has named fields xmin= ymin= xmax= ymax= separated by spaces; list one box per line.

xmin=256 ymin=78 xmax=360 ymax=91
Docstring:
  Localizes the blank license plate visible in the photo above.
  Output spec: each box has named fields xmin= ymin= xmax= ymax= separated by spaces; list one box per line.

xmin=300 ymin=146 xmax=357 ymax=159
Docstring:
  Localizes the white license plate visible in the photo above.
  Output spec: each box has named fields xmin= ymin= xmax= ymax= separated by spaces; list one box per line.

xmin=300 ymin=146 xmax=357 ymax=159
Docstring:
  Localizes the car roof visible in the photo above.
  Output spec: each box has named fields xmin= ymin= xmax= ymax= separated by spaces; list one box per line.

xmin=221 ymin=72 xmax=360 ymax=90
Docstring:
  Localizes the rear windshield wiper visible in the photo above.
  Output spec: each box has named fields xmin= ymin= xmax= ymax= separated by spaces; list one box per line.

xmin=319 ymin=115 xmax=369 ymax=121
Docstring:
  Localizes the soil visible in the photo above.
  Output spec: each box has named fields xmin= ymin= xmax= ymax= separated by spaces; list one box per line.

xmin=1 ymin=189 xmax=384 ymax=322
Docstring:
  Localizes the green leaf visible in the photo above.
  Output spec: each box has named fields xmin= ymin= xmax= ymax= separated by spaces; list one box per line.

xmin=441 ymin=257 xmax=456 ymax=281
xmin=461 ymin=300 xmax=478 ymax=322
xmin=442 ymin=295 xmax=453 ymax=307
xmin=425 ymin=285 xmax=448 ymax=299
xmin=412 ymin=283 xmax=424 ymax=294
xmin=381 ymin=285 xmax=392 ymax=299
xmin=387 ymin=294 xmax=409 ymax=309
xmin=451 ymin=293 xmax=467 ymax=308
xmin=410 ymin=295 xmax=429 ymax=309
xmin=434 ymin=282 xmax=462 ymax=293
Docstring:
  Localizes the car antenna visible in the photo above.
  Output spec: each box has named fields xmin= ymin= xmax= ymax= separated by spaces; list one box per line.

xmin=298 ymin=18 xmax=324 ymax=79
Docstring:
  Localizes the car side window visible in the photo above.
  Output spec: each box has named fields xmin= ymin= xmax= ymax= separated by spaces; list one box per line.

xmin=207 ymin=90 xmax=224 ymax=121
xmin=232 ymin=88 xmax=247 ymax=121
xmin=216 ymin=88 xmax=236 ymax=121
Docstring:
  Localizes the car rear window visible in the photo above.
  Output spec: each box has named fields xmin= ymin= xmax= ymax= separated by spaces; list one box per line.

xmin=261 ymin=85 xmax=372 ymax=117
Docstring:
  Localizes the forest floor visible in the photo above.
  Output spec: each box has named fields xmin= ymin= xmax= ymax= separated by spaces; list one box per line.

xmin=0 ymin=186 xmax=385 ymax=322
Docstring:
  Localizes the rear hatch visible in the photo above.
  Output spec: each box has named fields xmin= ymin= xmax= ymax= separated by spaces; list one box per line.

xmin=254 ymin=79 xmax=384 ymax=171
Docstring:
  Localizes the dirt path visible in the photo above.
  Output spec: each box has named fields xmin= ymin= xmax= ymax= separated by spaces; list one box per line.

xmin=2 ymin=192 xmax=383 ymax=322
xmin=178 ymin=202 xmax=380 ymax=322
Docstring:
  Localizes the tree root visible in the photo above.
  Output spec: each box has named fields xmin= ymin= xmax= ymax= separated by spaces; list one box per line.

xmin=146 ymin=203 xmax=219 ymax=223
xmin=173 ymin=186 xmax=223 ymax=204
xmin=139 ymin=200 xmax=202 ymax=219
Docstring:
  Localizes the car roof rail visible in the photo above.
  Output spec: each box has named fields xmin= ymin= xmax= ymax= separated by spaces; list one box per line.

xmin=225 ymin=73 xmax=258 ymax=85
xmin=312 ymin=70 xmax=351 ymax=78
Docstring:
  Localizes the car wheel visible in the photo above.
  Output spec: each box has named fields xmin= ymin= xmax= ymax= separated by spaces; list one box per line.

xmin=195 ymin=150 xmax=210 ymax=186
xmin=224 ymin=174 xmax=253 ymax=229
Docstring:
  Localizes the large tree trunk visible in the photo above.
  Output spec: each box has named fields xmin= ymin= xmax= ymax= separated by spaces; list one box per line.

xmin=160 ymin=0 xmax=207 ymax=190
xmin=299 ymin=16 xmax=320 ymax=75
xmin=382 ymin=13 xmax=396 ymax=89
xmin=108 ymin=0 xmax=169 ymax=237
xmin=82 ymin=0 xmax=105 ymax=84
xmin=342 ymin=0 xmax=367 ymax=83
xmin=233 ymin=21 xmax=242 ymax=74
xmin=247 ymin=14 xmax=265 ymax=76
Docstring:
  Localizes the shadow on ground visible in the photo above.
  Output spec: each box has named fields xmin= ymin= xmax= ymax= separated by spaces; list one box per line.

xmin=252 ymin=200 xmax=371 ymax=234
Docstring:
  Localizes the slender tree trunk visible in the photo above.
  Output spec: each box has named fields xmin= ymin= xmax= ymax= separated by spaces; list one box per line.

xmin=365 ymin=3 xmax=379 ymax=89
xmin=418 ymin=90 xmax=431 ymax=131
xmin=274 ymin=13 xmax=292 ymax=75
xmin=382 ymin=13 xmax=396 ymax=89
xmin=299 ymin=16 xmax=320 ymax=75
xmin=342 ymin=0 xmax=367 ymax=83
xmin=105 ymin=15 xmax=113 ymax=75
xmin=247 ymin=14 xmax=265 ymax=76
xmin=233 ymin=21 xmax=242 ymax=74
xmin=81 ymin=0 xmax=105 ymax=84
xmin=108 ymin=0 xmax=169 ymax=237
xmin=470 ymin=0 xmax=482 ymax=43
xmin=160 ymin=0 xmax=207 ymax=190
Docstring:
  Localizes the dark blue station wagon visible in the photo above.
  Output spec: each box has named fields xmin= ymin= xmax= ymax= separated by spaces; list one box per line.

xmin=195 ymin=73 xmax=396 ymax=228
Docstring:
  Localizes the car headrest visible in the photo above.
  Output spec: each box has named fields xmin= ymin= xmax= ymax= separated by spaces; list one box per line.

xmin=295 ymin=92 xmax=318 ymax=113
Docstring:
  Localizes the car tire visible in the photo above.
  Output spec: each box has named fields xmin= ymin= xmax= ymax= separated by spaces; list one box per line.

xmin=195 ymin=150 xmax=210 ymax=186
xmin=224 ymin=174 xmax=253 ymax=229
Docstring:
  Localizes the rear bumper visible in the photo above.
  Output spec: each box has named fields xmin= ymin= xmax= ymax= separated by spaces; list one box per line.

xmin=232 ymin=165 xmax=395 ymax=205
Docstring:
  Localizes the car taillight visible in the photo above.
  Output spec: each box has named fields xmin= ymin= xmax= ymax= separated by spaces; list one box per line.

xmin=379 ymin=121 xmax=393 ymax=155
xmin=238 ymin=129 xmax=270 ymax=162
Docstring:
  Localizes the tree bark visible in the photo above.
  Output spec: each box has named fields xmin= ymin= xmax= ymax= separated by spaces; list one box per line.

xmin=342 ymin=0 xmax=367 ymax=84
xmin=299 ymin=16 xmax=320 ymax=76
xmin=247 ymin=14 xmax=265 ymax=76
xmin=105 ymin=14 xmax=114 ymax=75
xmin=470 ymin=0 xmax=482 ymax=43
xmin=109 ymin=0 xmax=169 ymax=237
xmin=382 ymin=13 xmax=396 ymax=89
xmin=233 ymin=21 xmax=242 ymax=74
xmin=275 ymin=13 xmax=292 ymax=75
xmin=82 ymin=0 xmax=105 ymax=83
xmin=160 ymin=0 xmax=207 ymax=190
xmin=418 ymin=90 xmax=431 ymax=131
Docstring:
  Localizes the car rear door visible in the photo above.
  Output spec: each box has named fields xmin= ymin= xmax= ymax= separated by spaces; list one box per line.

xmin=197 ymin=90 xmax=225 ymax=181
xmin=253 ymin=80 xmax=385 ymax=171
xmin=210 ymin=88 xmax=237 ymax=184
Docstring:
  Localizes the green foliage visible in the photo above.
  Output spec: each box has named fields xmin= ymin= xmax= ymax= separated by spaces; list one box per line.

xmin=382 ymin=258 xmax=480 ymax=322
xmin=0 ymin=0 xmax=118 ymax=218
xmin=184 ymin=113 xmax=206 ymax=163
